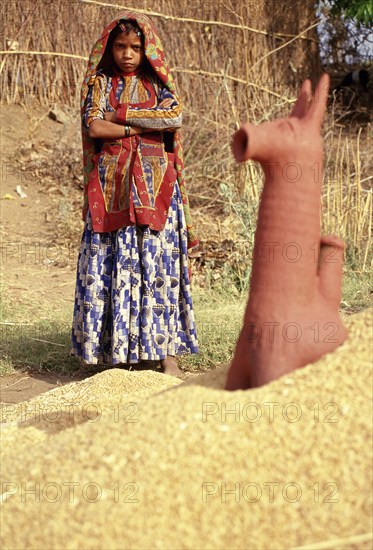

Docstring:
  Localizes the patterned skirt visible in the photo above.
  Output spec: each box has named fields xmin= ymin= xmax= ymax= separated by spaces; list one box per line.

xmin=70 ymin=182 xmax=199 ymax=365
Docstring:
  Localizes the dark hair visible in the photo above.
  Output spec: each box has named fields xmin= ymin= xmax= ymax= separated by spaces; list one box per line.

xmin=96 ymin=19 xmax=151 ymax=77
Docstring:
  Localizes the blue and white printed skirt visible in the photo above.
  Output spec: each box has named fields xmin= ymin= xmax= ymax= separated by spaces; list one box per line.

xmin=70 ymin=182 xmax=199 ymax=365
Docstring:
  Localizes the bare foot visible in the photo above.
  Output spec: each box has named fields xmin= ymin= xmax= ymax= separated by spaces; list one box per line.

xmin=160 ymin=356 xmax=183 ymax=378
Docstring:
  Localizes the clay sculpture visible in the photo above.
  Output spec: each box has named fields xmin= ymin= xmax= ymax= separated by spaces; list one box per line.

xmin=226 ymin=74 xmax=348 ymax=390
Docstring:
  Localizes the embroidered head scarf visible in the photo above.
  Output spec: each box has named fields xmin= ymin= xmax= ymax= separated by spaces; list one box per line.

xmin=81 ymin=10 xmax=199 ymax=249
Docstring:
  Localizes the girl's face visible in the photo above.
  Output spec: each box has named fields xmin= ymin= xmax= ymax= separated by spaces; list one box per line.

xmin=112 ymin=31 xmax=144 ymax=74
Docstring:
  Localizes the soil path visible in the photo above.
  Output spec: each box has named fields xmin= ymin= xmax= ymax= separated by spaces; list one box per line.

xmin=0 ymin=104 xmax=85 ymax=400
xmin=0 ymin=371 xmax=92 ymax=404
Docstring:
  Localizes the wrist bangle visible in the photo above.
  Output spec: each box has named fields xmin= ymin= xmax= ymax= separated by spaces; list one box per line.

xmin=124 ymin=125 xmax=130 ymax=138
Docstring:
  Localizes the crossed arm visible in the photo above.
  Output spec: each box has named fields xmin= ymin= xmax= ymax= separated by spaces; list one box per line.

xmin=85 ymin=75 xmax=182 ymax=139
xmin=88 ymin=96 xmax=175 ymax=139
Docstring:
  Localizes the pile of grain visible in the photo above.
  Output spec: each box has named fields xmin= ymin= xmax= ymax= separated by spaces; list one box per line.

xmin=1 ymin=309 xmax=372 ymax=550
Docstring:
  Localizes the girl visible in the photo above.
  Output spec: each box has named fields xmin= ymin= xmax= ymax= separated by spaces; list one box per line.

xmin=70 ymin=11 xmax=199 ymax=376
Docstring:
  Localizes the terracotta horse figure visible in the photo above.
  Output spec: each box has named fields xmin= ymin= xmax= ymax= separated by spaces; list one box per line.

xmin=226 ymin=74 xmax=348 ymax=390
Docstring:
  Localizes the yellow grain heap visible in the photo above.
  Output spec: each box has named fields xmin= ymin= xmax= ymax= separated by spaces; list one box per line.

xmin=1 ymin=309 xmax=372 ymax=550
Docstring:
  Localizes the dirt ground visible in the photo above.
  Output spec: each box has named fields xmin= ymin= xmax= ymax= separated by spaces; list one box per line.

xmin=0 ymin=371 xmax=91 ymax=404
xmin=0 ymin=103 xmax=96 ymax=401
xmin=1 ymin=105 xmax=82 ymax=301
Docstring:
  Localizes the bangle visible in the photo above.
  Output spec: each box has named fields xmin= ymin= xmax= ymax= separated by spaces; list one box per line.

xmin=124 ymin=125 xmax=130 ymax=138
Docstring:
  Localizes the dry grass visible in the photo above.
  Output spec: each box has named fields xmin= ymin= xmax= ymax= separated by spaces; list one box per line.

xmin=323 ymin=121 xmax=372 ymax=271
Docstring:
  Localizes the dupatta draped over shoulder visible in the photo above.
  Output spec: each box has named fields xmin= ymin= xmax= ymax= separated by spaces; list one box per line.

xmin=81 ymin=10 xmax=199 ymax=249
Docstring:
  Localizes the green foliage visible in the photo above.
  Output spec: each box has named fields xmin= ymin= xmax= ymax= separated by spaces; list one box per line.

xmin=0 ymin=319 xmax=81 ymax=376
xmin=179 ymin=287 xmax=244 ymax=371
xmin=217 ymin=181 xmax=259 ymax=293
xmin=329 ymin=0 xmax=373 ymax=26
xmin=341 ymin=271 xmax=372 ymax=313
